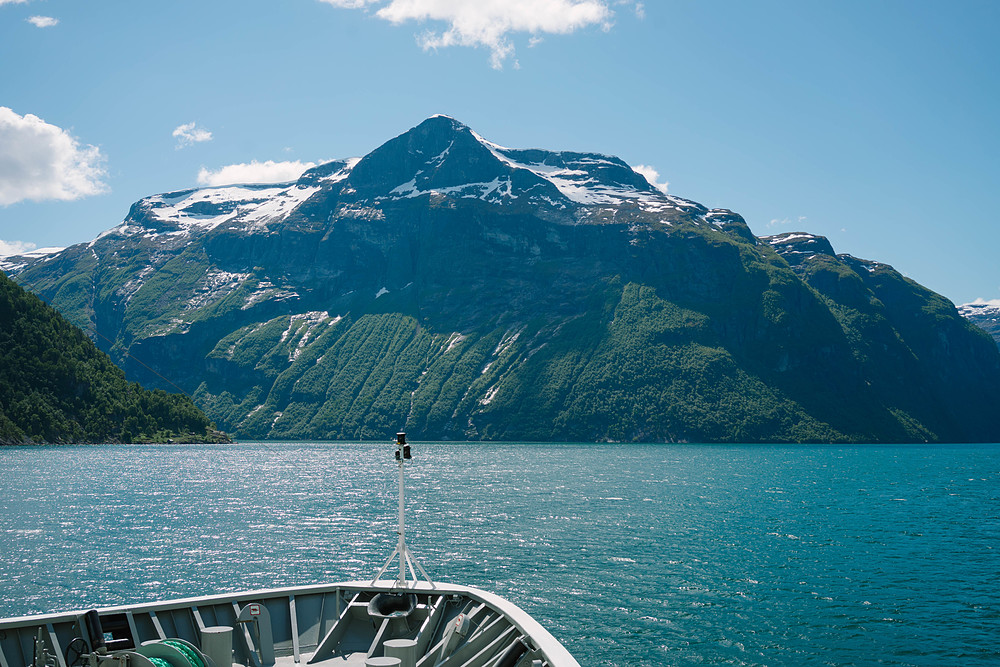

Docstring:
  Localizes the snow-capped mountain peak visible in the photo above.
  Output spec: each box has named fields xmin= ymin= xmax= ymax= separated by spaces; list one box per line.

xmin=16 ymin=117 xmax=739 ymax=268
xmin=959 ymin=299 xmax=1000 ymax=349
xmin=345 ymin=115 xmax=702 ymax=213
xmin=960 ymin=299 xmax=1000 ymax=315
xmin=105 ymin=159 xmax=362 ymax=242
xmin=0 ymin=246 xmax=65 ymax=274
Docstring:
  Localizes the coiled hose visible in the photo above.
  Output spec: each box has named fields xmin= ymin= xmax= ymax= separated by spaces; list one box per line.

xmin=160 ymin=640 xmax=206 ymax=667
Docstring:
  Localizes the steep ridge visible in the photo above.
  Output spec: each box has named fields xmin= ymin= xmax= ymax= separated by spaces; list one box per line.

xmin=6 ymin=117 xmax=999 ymax=443
xmin=0 ymin=272 xmax=226 ymax=444
xmin=762 ymin=233 xmax=1000 ymax=442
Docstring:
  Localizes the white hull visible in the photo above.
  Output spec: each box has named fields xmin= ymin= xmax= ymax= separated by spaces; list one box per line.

xmin=0 ymin=580 xmax=579 ymax=667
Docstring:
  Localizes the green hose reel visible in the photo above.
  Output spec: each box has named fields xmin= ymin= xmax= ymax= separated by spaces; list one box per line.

xmin=161 ymin=640 xmax=206 ymax=667
xmin=137 ymin=638 xmax=210 ymax=667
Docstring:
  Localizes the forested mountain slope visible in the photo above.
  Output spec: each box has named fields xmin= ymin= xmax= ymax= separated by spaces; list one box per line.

xmin=0 ymin=272 xmax=226 ymax=444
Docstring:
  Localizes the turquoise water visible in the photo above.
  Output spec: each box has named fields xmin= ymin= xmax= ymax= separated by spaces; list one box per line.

xmin=1 ymin=442 xmax=999 ymax=666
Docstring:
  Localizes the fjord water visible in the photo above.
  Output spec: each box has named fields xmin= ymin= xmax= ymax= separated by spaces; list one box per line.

xmin=1 ymin=443 xmax=998 ymax=666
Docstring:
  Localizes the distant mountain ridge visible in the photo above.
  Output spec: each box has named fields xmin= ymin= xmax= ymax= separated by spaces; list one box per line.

xmin=959 ymin=300 xmax=1000 ymax=350
xmin=6 ymin=116 xmax=1000 ymax=443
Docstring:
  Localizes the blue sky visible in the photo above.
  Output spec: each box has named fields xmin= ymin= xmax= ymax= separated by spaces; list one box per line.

xmin=1 ymin=0 xmax=998 ymax=305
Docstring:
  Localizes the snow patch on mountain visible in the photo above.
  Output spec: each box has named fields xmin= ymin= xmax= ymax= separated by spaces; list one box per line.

xmin=279 ymin=311 xmax=336 ymax=361
xmin=143 ymin=183 xmax=320 ymax=232
xmin=0 ymin=246 xmax=64 ymax=274
xmin=117 ymin=266 xmax=156 ymax=304
xmin=0 ymin=245 xmax=64 ymax=260
xmin=242 ymin=280 xmax=300 ymax=310
xmin=242 ymin=185 xmax=320 ymax=227
xmin=97 ymin=160 xmax=360 ymax=245
xmin=959 ymin=299 xmax=1000 ymax=348
xmin=317 ymin=158 xmax=360 ymax=183
xmin=959 ymin=299 xmax=1000 ymax=318
xmin=764 ymin=233 xmax=831 ymax=256
xmin=468 ymin=128 xmax=681 ymax=211
xmin=389 ymin=175 xmax=514 ymax=202
xmin=702 ymin=209 xmax=740 ymax=229
xmin=444 ymin=332 xmax=465 ymax=354
xmin=185 ymin=270 xmax=253 ymax=311
xmin=429 ymin=140 xmax=455 ymax=167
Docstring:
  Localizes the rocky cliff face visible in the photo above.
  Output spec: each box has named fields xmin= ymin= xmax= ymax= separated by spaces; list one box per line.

xmin=6 ymin=116 xmax=1000 ymax=442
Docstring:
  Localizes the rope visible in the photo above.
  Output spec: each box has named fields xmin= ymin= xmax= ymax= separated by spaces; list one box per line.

xmin=146 ymin=658 xmax=172 ymax=667
xmin=84 ymin=325 xmax=194 ymax=399
xmin=161 ymin=641 xmax=205 ymax=667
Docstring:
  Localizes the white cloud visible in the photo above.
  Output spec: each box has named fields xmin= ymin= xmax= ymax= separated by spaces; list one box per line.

xmin=196 ymin=160 xmax=316 ymax=186
xmin=0 ymin=0 xmax=31 ymax=6
xmin=0 ymin=107 xmax=108 ymax=206
xmin=172 ymin=122 xmax=213 ymax=148
xmin=318 ymin=0 xmax=620 ymax=68
xmin=0 ymin=240 xmax=35 ymax=257
xmin=27 ymin=15 xmax=57 ymax=27
xmin=969 ymin=298 xmax=1000 ymax=307
xmin=633 ymin=164 xmax=668 ymax=193
xmin=0 ymin=241 xmax=63 ymax=260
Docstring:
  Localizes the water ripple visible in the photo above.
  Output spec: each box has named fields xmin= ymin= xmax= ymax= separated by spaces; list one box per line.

xmin=1 ymin=442 xmax=999 ymax=666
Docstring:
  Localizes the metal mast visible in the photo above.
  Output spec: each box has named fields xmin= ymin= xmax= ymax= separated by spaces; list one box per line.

xmin=371 ymin=432 xmax=434 ymax=587
xmin=396 ymin=432 xmax=407 ymax=584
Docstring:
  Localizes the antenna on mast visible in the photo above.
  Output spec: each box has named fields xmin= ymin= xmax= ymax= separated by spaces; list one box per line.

xmin=371 ymin=432 xmax=434 ymax=587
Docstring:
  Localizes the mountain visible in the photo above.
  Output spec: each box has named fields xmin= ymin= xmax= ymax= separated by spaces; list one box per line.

xmin=5 ymin=116 xmax=1000 ymax=443
xmin=0 ymin=271 xmax=227 ymax=444
xmin=959 ymin=300 xmax=1000 ymax=350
